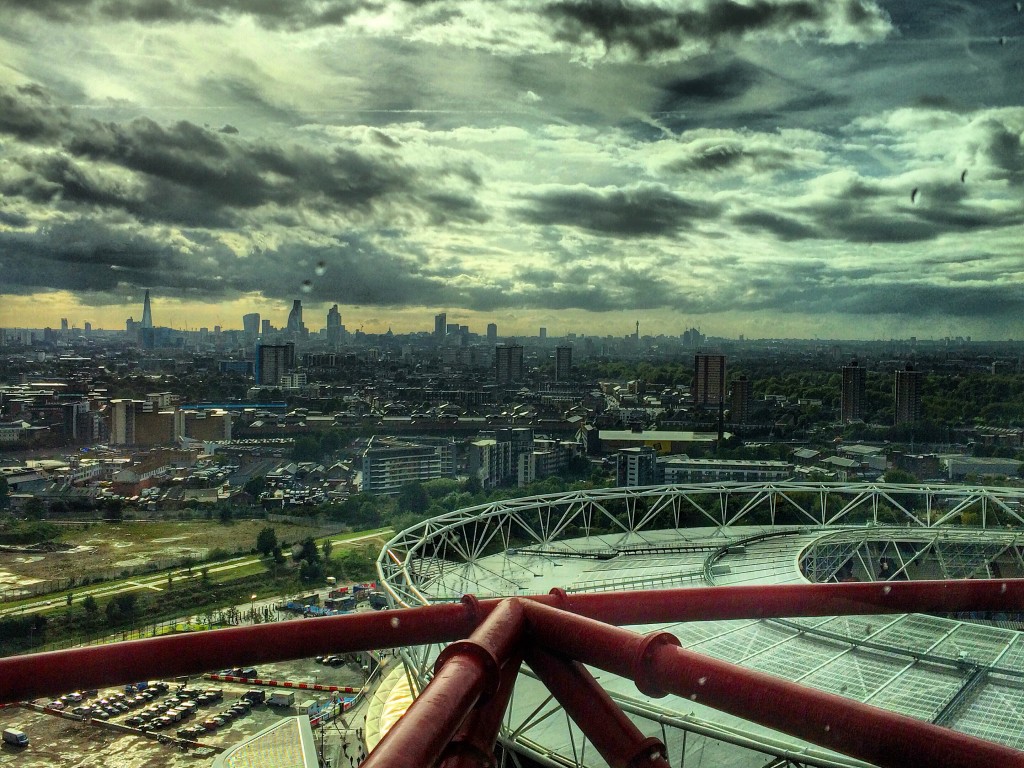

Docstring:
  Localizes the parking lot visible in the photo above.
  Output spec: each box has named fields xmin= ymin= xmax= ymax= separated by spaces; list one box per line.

xmin=0 ymin=656 xmax=369 ymax=767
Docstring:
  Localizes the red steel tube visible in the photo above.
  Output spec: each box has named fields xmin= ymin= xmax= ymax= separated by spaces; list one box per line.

xmin=437 ymin=655 xmax=523 ymax=768
xmin=525 ymin=646 xmax=670 ymax=768
xmin=0 ymin=600 xmax=478 ymax=703
xmin=522 ymin=600 xmax=1024 ymax=768
xmin=3 ymin=580 xmax=1023 ymax=704
xmin=552 ymin=578 xmax=1024 ymax=626
xmin=362 ymin=599 xmax=525 ymax=768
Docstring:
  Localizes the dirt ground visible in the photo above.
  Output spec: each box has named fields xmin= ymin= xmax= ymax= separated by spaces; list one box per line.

xmin=0 ymin=520 xmax=325 ymax=584
xmin=0 ymin=657 xmax=369 ymax=768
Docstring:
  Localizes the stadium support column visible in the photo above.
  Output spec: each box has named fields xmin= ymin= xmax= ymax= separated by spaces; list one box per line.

xmin=362 ymin=597 xmax=525 ymax=768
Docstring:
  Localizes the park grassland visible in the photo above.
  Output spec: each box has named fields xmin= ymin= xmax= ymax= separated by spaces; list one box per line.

xmin=0 ymin=524 xmax=392 ymax=656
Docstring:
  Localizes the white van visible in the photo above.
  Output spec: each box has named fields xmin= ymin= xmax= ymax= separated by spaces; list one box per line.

xmin=2 ymin=728 xmax=29 ymax=747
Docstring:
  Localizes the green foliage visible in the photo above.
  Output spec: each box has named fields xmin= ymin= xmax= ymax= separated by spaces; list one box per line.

xmin=292 ymin=435 xmax=322 ymax=462
xmin=0 ymin=476 xmax=9 ymax=508
xmin=398 ymin=482 xmax=430 ymax=515
xmin=243 ymin=476 xmax=267 ymax=496
xmin=883 ymin=468 xmax=917 ymax=484
xmin=256 ymin=526 xmax=278 ymax=556
xmin=23 ymin=496 xmax=45 ymax=520
xmin=0 ymin=520 xmax=60 ymax=544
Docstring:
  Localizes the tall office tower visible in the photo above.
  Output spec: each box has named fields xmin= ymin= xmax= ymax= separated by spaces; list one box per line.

xmin=261 ymin=319 xmax=272 ymax=336
xmin=243 ymin=313 xmax=261 ymax=339
xmin=487 ymin=323 xmax=498 ymax=344
xmin=693 ymin=353 xmax=726 ymax=407
xmin=841 ymin=359 xmax=867 ymax=422
xmin=894 ymin=364 xmax=923 ymax=425
xmin=434 ymin=312 xmax=447 ymax=339
xmin=141 ymin=290 xmax=153 ymax=328
xmin=326 ymin=304 xmax=342 ymax=345
xmin=730 ymin=375 xmax=753 ymax=424
xmin=555 ymin=345 xmax=573 ymax=382
xmin=256 ymin=343 xmax=293 ymax=386
xmin=61 ymin=318 xmax=69 ymax=332
xmin=286 ymin=299 xmax=303 ymax=334
xmin=539 ymin=327 xmax=547 ymax=340
xmin=84 ymin=322 xmax=92 ymax=333
xmin=495 ymin=343 xmax=525 ymax=385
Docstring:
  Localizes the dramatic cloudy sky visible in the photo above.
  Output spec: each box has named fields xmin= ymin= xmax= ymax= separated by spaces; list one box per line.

xmin=0 ymin=0 xmax=1022 ymax=338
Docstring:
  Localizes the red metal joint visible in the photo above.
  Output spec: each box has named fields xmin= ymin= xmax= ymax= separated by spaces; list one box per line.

xmin=632 ymin=632 xmax=680 ymax=699
xmin=435 ymin=598 xmax=525 ymax=707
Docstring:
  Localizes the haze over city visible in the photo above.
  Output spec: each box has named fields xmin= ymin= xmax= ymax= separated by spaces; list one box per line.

xmin=1 ymin=0 xmax=1022 ymax=339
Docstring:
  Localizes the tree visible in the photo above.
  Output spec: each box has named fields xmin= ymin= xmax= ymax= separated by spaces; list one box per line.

xmin=256 ymin=526 xmax=278 ymax=557
xmin=398 ymin=482 xmax=429 ymax=515
xmin=23 ymin=496 xmax=45 ymax=520
xmin=883 ymin=468 xmax=917 ymax=484
xmin=295 ymin=537 xmax=321 ymax=564
xmin=243 ymin=476 xmax=267 ymax=497
xmin=0 ymin=476 xmax=9 ymax=509
xmin=292 ymin=435 xmax=322 ymax=463
xmin=322 ymin=538 xmax=333 ymax=560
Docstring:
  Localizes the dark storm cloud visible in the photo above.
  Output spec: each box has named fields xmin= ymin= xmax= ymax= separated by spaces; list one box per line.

xmin=0 ymin=84 xmax=71 ymax=142
xmin=0 ymin=221 xmax=192 ymax=296
xmin=0 ymin=0 xmax=367 ymax=28
xmin=733 ymin=210 xmax=818 ymax=240
xmin=0 ymin=85 xmax=487 ymax=229
xmin=716 ymin=258 xmax=1024 ymax=320
xmin=545 ymin=0 xmax=889 ymax=59
xmin=661 ymin=60 xmax=762 ymax=104
xmin=517 ymin=184 xmax=722 ymax=237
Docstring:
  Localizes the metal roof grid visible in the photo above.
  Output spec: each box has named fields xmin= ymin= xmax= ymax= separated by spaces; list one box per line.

xmin=744 ymin=636 xmax=850 ymax=680
xmin=864 ymin=662 xmax=969 ymax=720
xmin=800 ymin=647 xmax=911 ymax=701
xmin=950 ymin=676 xmax=1024 ymax=751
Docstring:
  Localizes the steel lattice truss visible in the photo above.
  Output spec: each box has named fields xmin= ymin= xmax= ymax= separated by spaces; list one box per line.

xmin=376 ymin=482 xmax=1024 ymax=608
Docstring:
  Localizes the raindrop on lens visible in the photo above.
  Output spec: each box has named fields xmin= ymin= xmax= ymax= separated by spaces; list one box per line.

xmin=390 ymin=617 xmax=400 ymax=628
xmin=883 ymin=585 xmax=891 ymax=594
xmin=315 ymin=261 xmax=327 ymax=276
xmin=301 ymin=280 xmax=313 ymax=293
xmin=698 ymin=676 xmax=707 ymax=686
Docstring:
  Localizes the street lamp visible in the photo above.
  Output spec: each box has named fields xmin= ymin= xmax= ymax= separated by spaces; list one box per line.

xmin=250 ymin=594 xmax=257 ymax=622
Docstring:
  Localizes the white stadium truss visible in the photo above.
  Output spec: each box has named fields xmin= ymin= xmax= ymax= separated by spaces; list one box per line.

xmin=376 ymin=483 xmax=1024 ymax=768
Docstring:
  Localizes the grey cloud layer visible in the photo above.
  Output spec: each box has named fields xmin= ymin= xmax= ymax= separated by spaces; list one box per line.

xmin=1 ymin=0 xmax=891 ymax=58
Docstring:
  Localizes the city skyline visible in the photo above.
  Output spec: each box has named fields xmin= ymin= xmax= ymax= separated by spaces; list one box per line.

xmin=1 ymin=2 xmax=1023 ymax=340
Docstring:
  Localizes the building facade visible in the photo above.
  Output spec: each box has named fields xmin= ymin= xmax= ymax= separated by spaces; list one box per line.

xmin=841 ymin=360 xmax=867 ymax=422
xmin=895 ymin=364 xmax=923 ymax=425
xmin=693 ymin=353 xmax=726 ymax=407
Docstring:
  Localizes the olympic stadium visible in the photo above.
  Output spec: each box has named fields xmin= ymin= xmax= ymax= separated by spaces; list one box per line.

xmin=373 ymin=481 xmax=1024 ymax=768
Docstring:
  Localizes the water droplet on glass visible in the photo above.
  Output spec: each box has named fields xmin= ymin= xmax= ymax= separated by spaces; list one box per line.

xmin=1001 ymin=583 xmax=1008 ymax=593
xmin=688 ymin=694 xmax=696 ymax=701
xmin=824 ymin=724 xmax=831 ymax=732
xmin=315 ymin=261 xmax=327 ymax=277
xmin=301 ymin=280 xmax=313 ymax=293
xmin=390 ymin=617 xmax=400 ymax=628
xmin=698 ymin=676 xmax=707 ymax=686
xmin=882 ymin=585 xmax=891 ymax=594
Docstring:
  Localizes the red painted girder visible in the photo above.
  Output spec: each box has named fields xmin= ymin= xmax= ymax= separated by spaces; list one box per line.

xmin=556 ymin=578 xmax=1024 ymax=625
xmin=437 ymin=655 xmax=523 ymax=768
xmin=362 ymin=599 xmax=525 ymax=768
xmin=522 ymin=600 xmax=1024 ymax=768
xmin=2 ymin=580 xmax=1023 ymax=704
xmin=525 ymin=644 xmax=670 ymax=768
xmin=0 ymin=600 xmax=479 ymax=703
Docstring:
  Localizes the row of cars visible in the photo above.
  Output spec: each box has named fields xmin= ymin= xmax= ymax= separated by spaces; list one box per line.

xmin=50 ymin=682 xmax=171 ymax=720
